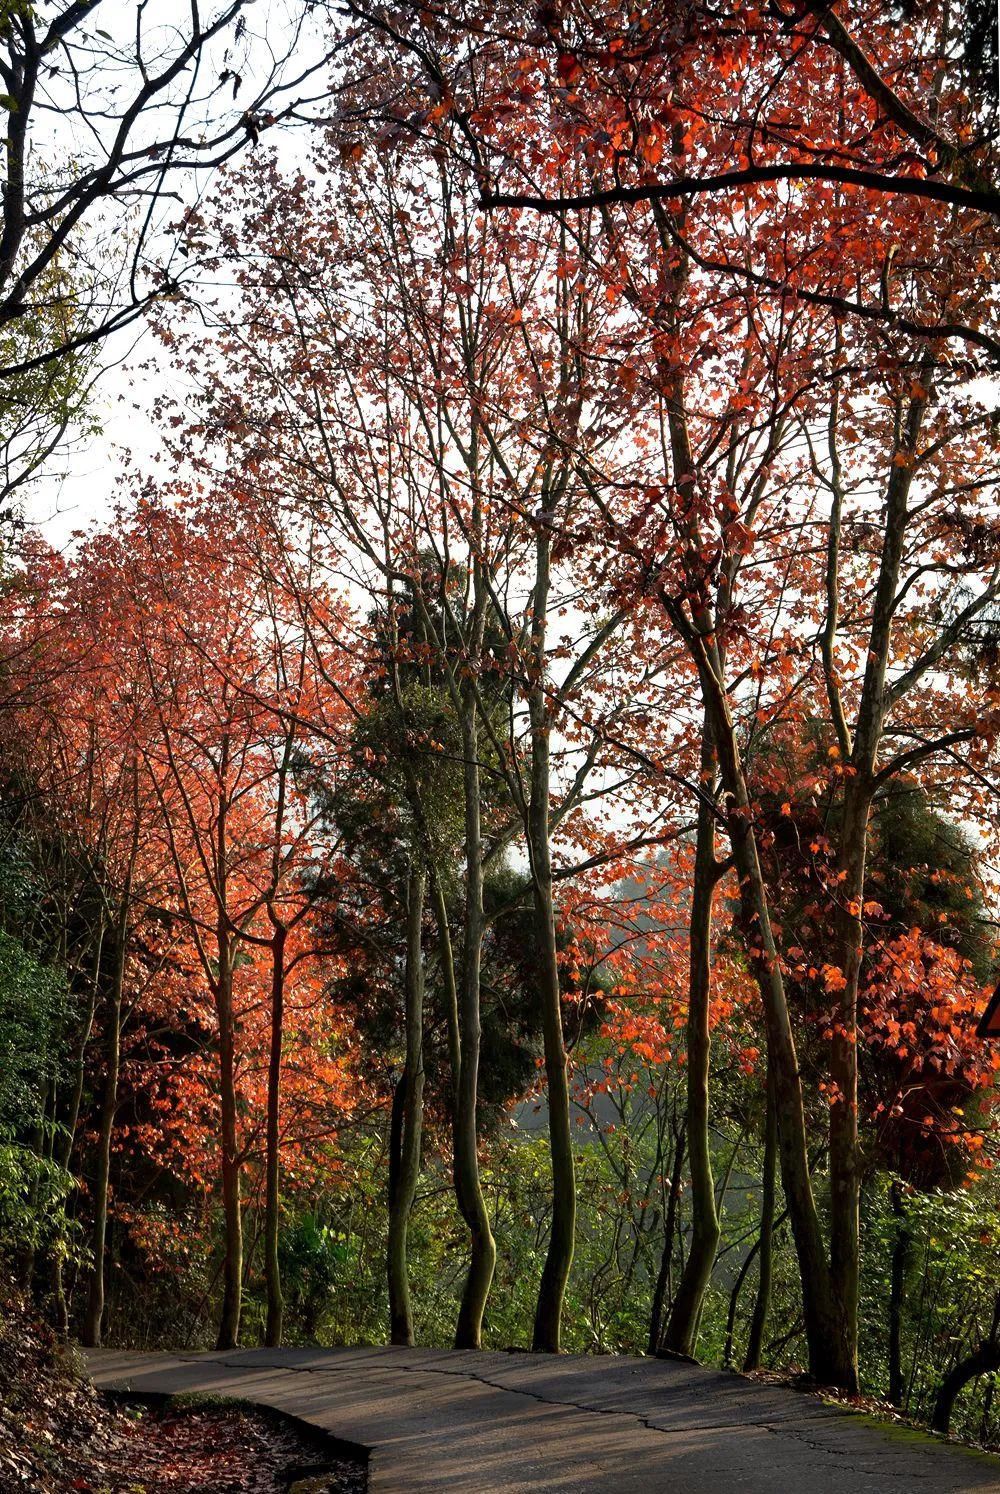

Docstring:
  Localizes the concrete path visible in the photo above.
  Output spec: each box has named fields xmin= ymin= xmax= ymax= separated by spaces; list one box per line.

xmin=87 ymin=1345 xmax=1000 ymax=1492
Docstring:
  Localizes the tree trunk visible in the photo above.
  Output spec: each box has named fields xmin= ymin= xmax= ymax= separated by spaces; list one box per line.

xmin=263 ymin=920 xmax=287 ymax=1348
xmin=826 ymin=778 xmax=870 ymax=1386
xmin=60 ymin=918 xmax=105 ymax=1173
xmin=15 ymin=1084 xmax=47 ymax=1294
xmin=51 ymin=1251 xmax=69 ymax=1338
xmin=528 ymin=517 xmax=576 ymax=1355
xmin=888 ymin=1178 xmax=908 ymax=1406
xmin=453 ymin=704 xmax=496 ymax=1348
xmin=657 ymin=329 xmax=850 ymax=1380
xmin=927 ymin=1258 xmax=1000 ymax=1440
xmin=82 ymin=1003 xmax=121 ymax=1347
xmin=743 ymin=1068 xmax=778 ymax=1372
xmin=52 ymin=922 xmax=103 ymax=1333
xmin=387 ymin=864 xmax=426 ymax=1347
xmin=82 ymin=899 xmax=128 ymax=1349
xmin=530 ymin=854 xmax=575 ymax=1353
xmin=388 ymin=1072 xmax=405 ymax=1216
xmin=663 ymin=742 xmax=722 ymax=1358
xmin=694 ymin=654 xmax=852 ymax=1386
xmin=822 ymin=387 xmax=926 ymax=1390
xmin=649 ymin=1120 xmax=686 ymax=1354
xmin=933 ymin=1339 xmax=1000 ymax=1435
xmin=216 ymin=942 xmax=243 ymax=1351
xmin=431 ymin=868 xmax=461 ymax=1101
xmin=212 ymin=743 xmax=244 ymax=1354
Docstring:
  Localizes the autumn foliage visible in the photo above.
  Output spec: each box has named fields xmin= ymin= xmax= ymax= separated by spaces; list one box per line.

xmin=0 ymin=0 xmax=999 ymax=1451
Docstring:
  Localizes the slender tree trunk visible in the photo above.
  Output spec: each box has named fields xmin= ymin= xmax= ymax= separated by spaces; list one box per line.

xmin=60 ymin=919 xmax=105 ymax=1173
xmin=654 ymin=331 xmax=846 ymax=1379
xmin=825 ymin=778 xmax=870 ymax=1385
xmin=52 ymin=921 xmax=104 ymax=1333
xmin=15 ymin=1085 xmax=47 ymax=1294
xmin=263 ymin=920 xmax=287 ymax=1348
xmin=431 ymin=868 xmax=461 ymax=1100
xmin=453 ymin=704 xmax=496 ymax=1348
xmin=529 ymin=518 xmax=576 ymax=1355
xmin=692 ymin=656 xmax=851 ymax=1385
xmin=822 ymin=387 xmax=926 ymax=1390
xmin=530 ymin=849 xmax=575 ymax=1353
xmin=388 ymin=1074 xmax=406 ymax=1219
xmin=888 ymin=1178 xmax=909 ymax=1406
xmin=819 ymin=364 xmax=865 ymax=1387
xmin=649 ymin=1120 xmax=686 ymax=1354
xmin=723 ymin=1241 xmax=757 ymax=1369
xmin=51 ymin=1251 xmax=69 ymax=1338
xmin=216 ymin=940 xmax=243 ymax=1351
xmin=212 ymin=741 xmax=243 ymax=1353
xmin=981 ymin=1374 xmax=997 ymax=1446
xmin=663 ymin=737 xmax=722 ymax=1357
xmin=934 ymin=1335 xmax=1000 ymax=1435
xmin=652 ymin=307 xmax=920 ymax=1388
xmin=743 ymin=1069 xmax=778 ymax=1372
xmin=82 ymin=901 xmax=128 ymax=1349
xmin=387 ymin=864 xmax=426 ymax=1346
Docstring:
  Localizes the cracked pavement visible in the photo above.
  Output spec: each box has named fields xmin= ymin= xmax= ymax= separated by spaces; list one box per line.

xmin=86 ymin=1345 xmax=1000 ymax=1491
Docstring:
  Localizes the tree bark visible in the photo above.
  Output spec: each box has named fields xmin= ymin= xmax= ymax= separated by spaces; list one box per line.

xmin=215 ymin=925 xmax=243 ymax=1351
xmin=51 ymin=919 xmax=104 ymax=1335
xmin=888 ymin=1178 xmax=908 ymax=1406
xmin=214 ymin=735 xmax=244 ymax=1353
xmin=723 ymin=1239 xmax=758 ymax=1370
xmin=530 ymin=844 xmax=575 ymax=1353
xmin=15 ymin=1081 xmax=48 ymax=1294
xmin=431 ymin=868 xmax=461 ymax=1101
xmin=663 ymin=735 xmax=722 ymax=1357
xmin=822 ymin=385 xmax=928 ymax=1387
xmin=649 ymin=275 xmax=850 ymax=1382
xmin=743 ymin=1068 xmax=778 ymax=1372
xmin=51 ymin=1251 xmax=69 ymax=1338
xmin=826 ymin=777 xmax=870 ymax=1383
xmin=528 ymin=515 xmax=576 ymax=1355
xmin=453 ymin=703 xmax=496 ymax=1348
xmin=649 ymin=1120 xmax=686 ymax=1354
xmin=696 ymin=653 xmax=850 ymax=1384
xmin=263 ymin=919 xmax=288 ymax=1348
xmin=388 ymin=1073 xmax=406 ymax=1221
xmin=82 ymin=893 xmax=129 ymax=1349
xmin=933 ymin=1338 xmax=1000 ymax=1435
xmin=60 ymin=917 xmax=105 ymax=1173
xmin=387 ymin=864 xmax=426 ymax=1347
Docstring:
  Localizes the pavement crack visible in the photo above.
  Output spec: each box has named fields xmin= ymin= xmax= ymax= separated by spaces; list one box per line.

xmin=93 ymin=1352 xmax=1000 ymax=1490
xmin=199 ymin=1353 xmax=822 ymax=1447
xmin=761 ymin=1421 xmax=945 ymax=1481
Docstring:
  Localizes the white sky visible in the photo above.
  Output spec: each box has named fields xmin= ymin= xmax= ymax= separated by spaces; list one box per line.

xmin=19 ymin=0 xmax=334 ymax=551
xmin=23 ymin=336 xmax=154 ymax=547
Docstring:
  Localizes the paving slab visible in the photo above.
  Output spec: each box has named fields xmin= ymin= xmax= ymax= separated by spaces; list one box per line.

xmin=87 ymin=1346 xmax=1000 ymax=1492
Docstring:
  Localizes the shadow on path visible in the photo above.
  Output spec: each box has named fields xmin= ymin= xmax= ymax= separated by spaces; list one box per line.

xmin=88 ymin=1345 xmax=1000 ymax=1493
